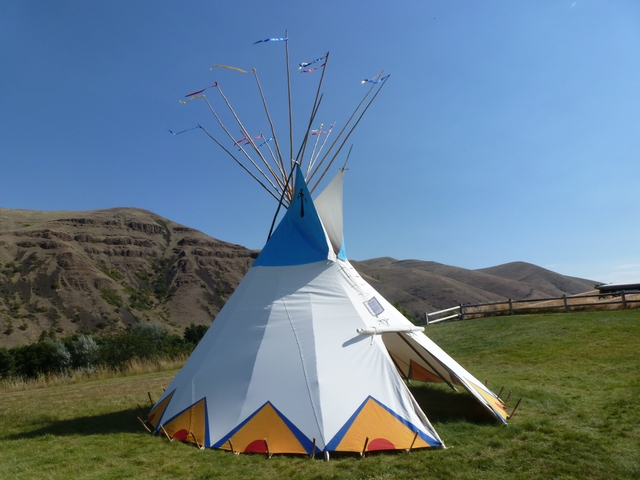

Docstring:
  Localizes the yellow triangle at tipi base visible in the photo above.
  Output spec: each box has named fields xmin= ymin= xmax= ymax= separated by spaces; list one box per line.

xmin=162 ymin=398 xmax=207 ymax=447
xmin=335 ymin=397 xmax=431 ymax=452
xmin=146 ymin=390 xmax=174 ymax=429
xmin=219 ymin=402 xmax=308 ymax=454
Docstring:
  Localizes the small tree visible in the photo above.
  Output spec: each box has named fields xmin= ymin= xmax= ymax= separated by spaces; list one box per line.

xmin=71 ymin=335 xmax=99 ymax=371
xmin=184 ymin=323 xmax=208 ymax=346
xmin=10 ymin=342 xmax=58 ymax=378
xmin=130 ymin=322 xmax=166 ymax=343
xmin=0 ymin=347 xmax=15 ymax=379
xmin=52 ymin=341 xmax=72 ymax=372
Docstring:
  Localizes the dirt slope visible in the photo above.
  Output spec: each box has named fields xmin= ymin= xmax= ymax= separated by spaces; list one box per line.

xmin=1 ymin=208 xmax=598 ymax=347
xmin=0 ymin=207 xmax=257 ymax=347
xmin=352 ymin=258 xmax=598 ymax=319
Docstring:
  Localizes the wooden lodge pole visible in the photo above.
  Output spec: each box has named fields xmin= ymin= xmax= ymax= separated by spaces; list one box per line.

xmin=190 ymin=431 xmax=202 ymax=449
xmin=263 ymin=438 xmax=272 ymax=459
xmin=407 ymin=431 xmax=419 ymax=452
xmin=508 ymin=398 xmax=523 ymax=419
xmin=360 ymin=437 xmax=370 ymax=458
xmin=160 ymin=425 xmax=171 ymax=441
xmin=137 ymin=416 xmax=152 ymax=433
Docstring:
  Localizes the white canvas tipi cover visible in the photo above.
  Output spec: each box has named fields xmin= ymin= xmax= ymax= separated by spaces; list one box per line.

xmin=147 ymin=167 xmax=506 ymax=455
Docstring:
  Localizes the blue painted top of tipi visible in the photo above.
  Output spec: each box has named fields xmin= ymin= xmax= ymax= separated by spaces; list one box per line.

xmin=253 ymin=167 xmax=331 ymax=267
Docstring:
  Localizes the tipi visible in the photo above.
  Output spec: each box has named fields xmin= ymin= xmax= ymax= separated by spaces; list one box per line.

xmin=146 ymin=167 xmax=507 ymax=456
xmin=147 ymin=38 xmax=507 ymax=457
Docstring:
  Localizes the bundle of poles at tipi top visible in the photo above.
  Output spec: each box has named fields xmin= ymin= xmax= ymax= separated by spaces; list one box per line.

xmin=179 ymin=31 xmax=389 ymax=210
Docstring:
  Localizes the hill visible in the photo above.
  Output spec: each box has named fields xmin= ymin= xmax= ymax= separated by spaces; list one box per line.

xmin=0 ymin=207 xmax=598 ymax=347
xmin=0 ymin=207 xmax=257 ymax=347
xmin=351 ymin=257 xmax=597 ymax=319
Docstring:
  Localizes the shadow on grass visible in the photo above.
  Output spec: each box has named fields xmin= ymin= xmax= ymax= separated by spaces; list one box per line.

xmin=6 ymin=408 xmax=144 ymax=440
xmin=409 ymin=384 xmax=497 ymax=424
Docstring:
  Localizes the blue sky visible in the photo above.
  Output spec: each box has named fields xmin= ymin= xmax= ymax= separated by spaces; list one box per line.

xmin=2 ymin=1 xmax=639 ymax=284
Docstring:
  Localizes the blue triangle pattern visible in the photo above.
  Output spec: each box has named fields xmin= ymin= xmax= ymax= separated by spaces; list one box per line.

xmin=253 ymin=167 xmax=330 ymax=266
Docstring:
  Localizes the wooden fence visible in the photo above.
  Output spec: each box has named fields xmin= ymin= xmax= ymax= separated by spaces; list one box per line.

xmin=424 ymin=290 xmax=640 ymax=325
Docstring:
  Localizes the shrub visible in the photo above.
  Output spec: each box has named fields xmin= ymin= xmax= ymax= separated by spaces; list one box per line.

xmin=159 ymin=334 xmax=193 ymax=358
xmin=2 ymin=322 xmax=196 ymax=380
xmin=100 ymin=288 xmax=123 ymax=308
xmin=71 ymin=335 xmax=99 ymax=371
xmin=184 ymin=323 xmax=208 ymax=345
xmin=100 ymin=268 xmax=122 ymax=281
xmin=10 ymin=342 xmax=59 ymax=378
xmin=126 ymin=287 xmax=154 ymax=311
xmin=96 ymin=333 xmax=159 ymax=370
xmin=129 ymin=322 xmax=166 ymax=343
xmin=52 ymin=341 xmax=72 ymax=371
xmin=96 ymin=323 xmax=169 ymax=370
xmin=0 ymin=347 xmax=15 ymax=379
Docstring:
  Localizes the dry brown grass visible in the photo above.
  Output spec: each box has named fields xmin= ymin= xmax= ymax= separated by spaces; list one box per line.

xmin=462 ymin=291 xmax=640 ymax=319
xmin=0 ymin=356 xmax=187 ymax=393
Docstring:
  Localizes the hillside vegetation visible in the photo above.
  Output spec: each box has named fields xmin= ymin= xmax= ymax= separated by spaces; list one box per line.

xmin=0 ymin=310 xmax=637 ymax=479
xmin=1 ymin=207 xmax=597 ymax=347
xmin=0 ymin=208 xmax=257 ymax=347
xmin=352 ymin=258 xmax=597 ymax=316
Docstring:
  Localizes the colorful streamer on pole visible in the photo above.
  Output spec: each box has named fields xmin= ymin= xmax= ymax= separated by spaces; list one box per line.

xmin=172 ymin=38 xmax=390 ymax=207
xmin=211 ymin=64 xmax=248 ymax=74
xmin=361 ymin=74 xmax=390 ymax=85
xmin=168 ymin=125 xmax=203 ymax=135
xmin=258 ymin=137 xmax=273 ymax=148
xmin=298 ymin=56 xmax=326 ymax=70
xmin=184 ymin=82 xmax=218 ymax=97
xmin=253 ymin=37 xmax=288 ymax=44
xmin=179 ymin=95 xmax=205 ymax=105
xmin=234 ymin=133 xmax=264 ymax=146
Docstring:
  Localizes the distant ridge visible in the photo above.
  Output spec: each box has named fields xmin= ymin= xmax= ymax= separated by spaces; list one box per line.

xmin=0 ymin=208 xmax=598 ymax=346
xmin=476 ymin=261 xmax=596 ymax=297
xmin=352 ymin=258 xmax=598 ymax=319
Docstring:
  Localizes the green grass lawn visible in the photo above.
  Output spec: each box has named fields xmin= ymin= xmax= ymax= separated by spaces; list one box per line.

xmin=1 ymin=310 xmax=639 ymax=479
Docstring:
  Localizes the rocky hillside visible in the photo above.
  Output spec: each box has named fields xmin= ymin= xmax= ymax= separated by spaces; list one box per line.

xmin=0 ymin=208 xmax=257 ymax=347
xmin=351 ymin=257 xmax=598 ymax=320
xmin=1 ymin=208 xmax=599 ymax=347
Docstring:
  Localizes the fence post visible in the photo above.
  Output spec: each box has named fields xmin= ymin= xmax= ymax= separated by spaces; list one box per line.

xmin=459 ymin=305 xmax=464 ymax=321
xmin=425 ymin=312 xmax=429 ymax=325
xmin=563 ymin=295 xmax=568 ymax=313
xmin=509 ymin=299 xmax=514 ymax=315
xmin=621 ymin=291 xmax=627 ymax=310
